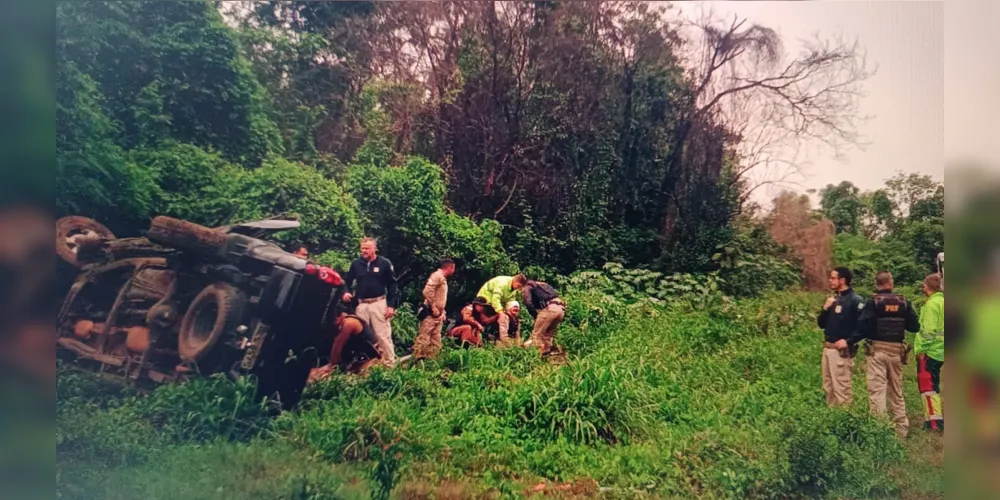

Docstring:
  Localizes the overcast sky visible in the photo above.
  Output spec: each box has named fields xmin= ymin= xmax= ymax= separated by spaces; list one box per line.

xmin=665 ymin=1 xmax=954 ymax=207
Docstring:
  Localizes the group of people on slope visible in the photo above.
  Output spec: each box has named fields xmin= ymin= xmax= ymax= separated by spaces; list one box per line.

xmin=306 ymin=237 xmax=566 ymax=382
xmin=818 ymin=267 xmax=945 ymax=437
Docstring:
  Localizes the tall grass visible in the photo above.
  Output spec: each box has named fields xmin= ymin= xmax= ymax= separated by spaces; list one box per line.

xmin=57 ymin=289 xmax=928 ymax=499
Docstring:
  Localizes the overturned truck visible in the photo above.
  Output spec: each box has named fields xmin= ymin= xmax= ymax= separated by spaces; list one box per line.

xmin=56 ymin=215 xmax=348 ymax=409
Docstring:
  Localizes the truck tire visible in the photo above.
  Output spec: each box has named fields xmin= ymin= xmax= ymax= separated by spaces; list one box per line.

xmin=147 ymin=216 xmax=227 ymax=256
xmin=56 ymin=216 xmax=115 ymax=268
xmin=177 ymin=282 xmax=247 ymax=362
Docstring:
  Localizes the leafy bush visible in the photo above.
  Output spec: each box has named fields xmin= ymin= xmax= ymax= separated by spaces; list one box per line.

xmin=57 ymin=1 xmax=283 ymax=166
xmin=220 ymin=157 xmax=363 ymax=253
xmin=56 ymin=62 xmax=158 ymax=232
xmin=833 ymin=233 xmax=928 ymax=288
xmin=712 ymin=221 xmax=802 ymax=297
xmin=345 ymin=156 xmax=516 ymax=304
xmin=129 ymin=141 xmax=238 ymax=225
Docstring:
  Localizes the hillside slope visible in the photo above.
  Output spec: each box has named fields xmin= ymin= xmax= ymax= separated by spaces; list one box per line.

xmin=57 ymin=291 xmax=943 ymax=499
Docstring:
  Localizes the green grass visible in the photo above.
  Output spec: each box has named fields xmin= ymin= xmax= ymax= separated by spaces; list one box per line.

xmin=56 ymin=291 xmax=943 ymax=499
xmin=57 ymin=441 xmax=370 ymax=500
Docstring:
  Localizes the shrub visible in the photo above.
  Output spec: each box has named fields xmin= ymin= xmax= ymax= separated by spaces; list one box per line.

xmin=56 ymin=62 xmax=158 ymax=232
xmin=833 ymin=232 xmax=927 ymax=288
xmin=220 ymin=157 xmax=364 ymax=253
xmin=129 ymin=141 xmax=238 ymax=225
xmin=345 ymin=156 xmax=517 ymax=305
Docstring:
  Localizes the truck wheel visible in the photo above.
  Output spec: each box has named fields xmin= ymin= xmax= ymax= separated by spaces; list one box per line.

xmin=177 ymin=282 xmax=247 ymax=362
xmin=56 ymin=216 xmax=115 ymax=268
xmin=147 ymin=216 xmax=227 ymax=256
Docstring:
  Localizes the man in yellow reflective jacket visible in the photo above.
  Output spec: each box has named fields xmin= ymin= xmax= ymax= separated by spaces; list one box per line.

xmin=475 ymin=274 xmax=527 ymax=346
xmin=916 ymin=273 xmax=945 ymax=431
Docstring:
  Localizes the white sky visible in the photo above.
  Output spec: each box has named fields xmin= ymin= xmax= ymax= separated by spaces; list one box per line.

xmin=664 ymin=0 xmax=995 ymax=208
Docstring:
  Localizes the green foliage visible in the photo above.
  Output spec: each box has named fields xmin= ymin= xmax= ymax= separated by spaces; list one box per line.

xmin=58 ymin=440 xmax=371 ymax=500
xmin=884 ymin=172 xmax=941 ymax=221
xmin=352 ymin=83 xmax=401 ymax=168
xmin=56 ymin=62 xmax=157 ymax=230
xmin=54 ymin=3 xmax=939 ymax=496
xmin=820 ymin=181 xmax=863 ymax=234
xmin=345 ymin=156 xmax=516 ymax=303
xmin=58 ymin=372 xmax=270 ymax=460
xmin=60 ymin=289 xmax=935 ymax=498
xmin=222 ymin=157 xmax=364 ymax=253
xmin=131 ymin=374 xmax=271 ymax=443
xmin=128 ymin=141 xmax=237 ymax=225
xmin=711 ymin=221 xmax=802 ymax=297
xmin=894 ymin=218 xmax=944 ymax=274
xmin=57 ymin=0 xmax=282 ymax=166
xmin=833 ymin=233 xmax=928 ymax=289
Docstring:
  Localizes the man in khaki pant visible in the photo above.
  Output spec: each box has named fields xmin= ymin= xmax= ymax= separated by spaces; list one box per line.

xmin=412 ymin=259 xmax=455 ymax=360
xmin=342 ymin=237 xmax=399 ymax=367
xmin=857 ymin=271 xmax=921 ymax=438
xmin=817 ymin=267 xmax=865 ymax=406
xmin=520 ymin=280 xmax=566 ymax=356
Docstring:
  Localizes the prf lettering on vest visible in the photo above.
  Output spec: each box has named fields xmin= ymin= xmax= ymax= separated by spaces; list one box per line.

xmin=884 ymin=304 xmax=899 ymax=312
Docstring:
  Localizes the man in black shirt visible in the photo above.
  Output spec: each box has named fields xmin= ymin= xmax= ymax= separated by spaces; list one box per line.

xmin=817 ymin=267 xmax=865 ymax=407
xmin=856 ymin=270 xmax=920 ymax=437
xmin=342 ymin=237 xmax=400 ymax=366
xmin=521 ymin=280 xmax=567 ymax=356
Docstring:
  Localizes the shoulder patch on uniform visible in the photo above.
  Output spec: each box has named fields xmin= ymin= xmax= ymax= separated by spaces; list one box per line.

xmin=858 ymin=302 xmax=865 ymax=310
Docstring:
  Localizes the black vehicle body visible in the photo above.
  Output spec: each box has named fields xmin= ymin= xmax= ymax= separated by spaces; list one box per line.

xmin=56 ymin=216 xmax=345 ymax=410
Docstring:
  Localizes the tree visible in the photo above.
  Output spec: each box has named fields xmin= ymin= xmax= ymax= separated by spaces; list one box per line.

xmin=55 ymin=62 xmax=157 ymax=231
xmin=884 ymin=171 xmax=941 ymax=220
xmin=908 ymin=184 xmax=944 ymax=222
xmin=229 ymin=1 xmax=379 ymax=162
xmin=818 ymin=181 xmax=862 ymax=234
xmin=766 ymin=191 xmax=835 ymax=290
xmin=665 ymin=7 xmax=873 ymax=240
xmin=858 ymin=189 xmax=894 ymax=239
xmin=57 ymin=1 xmax=282 ymax=166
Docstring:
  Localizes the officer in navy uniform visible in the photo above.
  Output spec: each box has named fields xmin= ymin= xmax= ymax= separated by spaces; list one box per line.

xmin=817 ymin=267 xmax=865 ymax=407
xmin=857 ymin=270 xmax=920 ymax=438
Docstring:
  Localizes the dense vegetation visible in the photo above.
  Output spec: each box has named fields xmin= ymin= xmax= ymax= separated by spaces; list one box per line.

xmin=57 ymin=274 xmax=943 ymax=499
xmin=55 ymin=2 xmax=944 ymax=498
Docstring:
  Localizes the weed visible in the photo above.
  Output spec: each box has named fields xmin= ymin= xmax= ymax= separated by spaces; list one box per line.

xmin=57 ymin=288 xmax=940 ymax=499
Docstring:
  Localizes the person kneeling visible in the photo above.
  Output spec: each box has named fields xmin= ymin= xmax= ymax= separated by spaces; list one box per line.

xmin=447 ymin=298 xmax=497 ymax=348
xmin=309 ymin=312 xmax=383 ymax=383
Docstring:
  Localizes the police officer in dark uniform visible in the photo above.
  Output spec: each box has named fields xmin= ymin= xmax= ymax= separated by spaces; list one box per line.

xmin=817 ymin=267 xmax=866 ymax=407
xmin=857 ymin=270 xmax=920 ymax=438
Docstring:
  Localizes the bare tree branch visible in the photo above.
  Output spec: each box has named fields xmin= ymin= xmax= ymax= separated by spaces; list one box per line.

xmin=674 ymin=6 xmax=873 ymax=209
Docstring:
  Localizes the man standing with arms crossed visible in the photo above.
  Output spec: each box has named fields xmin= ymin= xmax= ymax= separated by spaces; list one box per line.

xmin=857 ymin=271 xmax=920 ymax=438
xmin=817 ymin=267 xmax=865 ymax=407
xmin=412 ymin=259 xmax=456 ymax=360
xmin=342 ymin=237 xmax=400 ymax=367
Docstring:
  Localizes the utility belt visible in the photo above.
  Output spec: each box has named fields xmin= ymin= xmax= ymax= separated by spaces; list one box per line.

xmin=359 ymin=295 xmax=386 ymax=304
xmin=823 ymin=341 xmax=859 ymax=358
xmin=417 ymin=301 xmax=445 ymax=321
xmin=547 ymin=298 xmax=567 ymax=309
xmin=866 ymin=339 xmax=913 ymax=365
